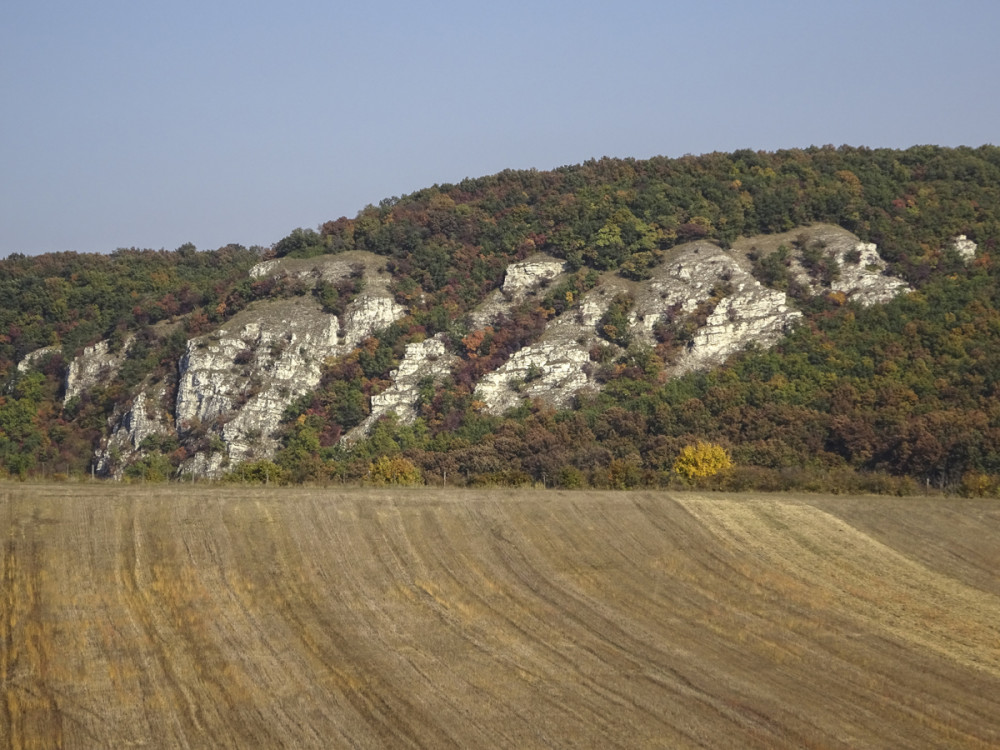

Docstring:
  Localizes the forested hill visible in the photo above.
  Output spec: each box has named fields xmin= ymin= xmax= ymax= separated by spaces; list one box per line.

xmin=3 ymin=145 xmax=1000 ymax=492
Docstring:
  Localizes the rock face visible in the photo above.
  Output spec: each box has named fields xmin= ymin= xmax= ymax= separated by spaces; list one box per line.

xmin=92 ymin=251 xmax=405 ymax=478
xmin=726 ymin=224 xmax=913 ymax=308
xmin=474 ymin=225 xmax=909 ymax=414
xmin=64 ymin=338 xmax=131 ymax=404
xmin=340 ymin=296 xmax=406 ymax=350
xmin=342 ymin=334 xmax=457 ymax=445
xmin=637 ymin=242 xmax=801 ymax=376
xmin=474 ymin=341 xmax=592 ymax=414
xmin=794 ymin=231 xmax=909 ymax=306
xmin=248 ymin=251 xmax=386 ymax=286
xmin=473 ymin=242 xmax=799 ymax=414
xmin=502 ymin=258 xmax=567 ymax=293
xmin=469 ymin=257 xmax=566 ymax=329
xmin=95 ymin=383 xmax=174 ymax=479
xmin=16 ymin=345 xmax=60 ymax=374
xmin=174 ymin=296 xmax=342 ymax=473
xmin=69 ymin=226 xmax=912 ymax=477
xmin=471 ymin=258 xmax=598 ymax=414
xmin=953 ymin=235 xmax=978 ymax=264
xmin=829 ymin=241 xmax=909 ymax=305
xmin=174 ymin=287 xmax=404 ymax=477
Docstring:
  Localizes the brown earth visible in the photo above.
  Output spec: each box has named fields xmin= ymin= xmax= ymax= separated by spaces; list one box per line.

xmin=2 ymin=484 xmax=999 ymax=749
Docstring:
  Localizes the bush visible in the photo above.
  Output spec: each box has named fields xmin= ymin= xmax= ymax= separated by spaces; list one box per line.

xmin=467 ymin=469 xmax=533 ymax=487
xmin=959 ymin=472 xmax=998 ymax=497
xmin=369 ymin=455 xmax=423 ymax=486
xmin=597 ymin=293 xmax=634 ymax=348
xmin=556 ymin=465 xmax=586 ymax=489
xmin=124 ymin=453 xmax=174 ymax=482
xmin=225 ymin=460 xmax=286 ymax=484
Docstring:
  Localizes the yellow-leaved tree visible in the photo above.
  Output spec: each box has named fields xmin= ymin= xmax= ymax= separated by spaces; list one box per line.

xmin=673 ymin=442 xmax=732 ymax=481
xmin=369 ymin=455 xmax=423 ymax=486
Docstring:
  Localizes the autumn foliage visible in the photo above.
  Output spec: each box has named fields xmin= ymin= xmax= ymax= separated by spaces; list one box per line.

xmin=673 ymin=442 xmax=733 ymax=481
xmin=369 ymin=456 xmax=423 ymax=486
xmin=5 ymin=146 xmax=1000 ymax=492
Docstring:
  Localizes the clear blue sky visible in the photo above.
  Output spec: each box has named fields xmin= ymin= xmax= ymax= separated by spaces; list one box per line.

xmin=2 ymin=0 xmax=998 ymax=256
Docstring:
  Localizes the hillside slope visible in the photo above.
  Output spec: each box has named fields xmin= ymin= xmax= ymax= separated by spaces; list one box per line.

xmin=3 ymin=145 xmax=1000 ymax=489
xmin=35 ymin=225 xmax=909 ymax=479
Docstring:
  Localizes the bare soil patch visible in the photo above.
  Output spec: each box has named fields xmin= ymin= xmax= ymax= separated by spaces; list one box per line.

xmin=2 ymin=485 xmax=999 ymax=748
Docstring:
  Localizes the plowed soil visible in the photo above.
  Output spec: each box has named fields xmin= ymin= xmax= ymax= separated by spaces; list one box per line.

xmin=2 ymin=484 xmax=999 ymax=748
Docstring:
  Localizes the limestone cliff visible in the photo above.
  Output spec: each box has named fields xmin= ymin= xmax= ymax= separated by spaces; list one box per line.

xmin=172 ymin=254 xmax=404 ymax=477
xmin=173 ymin=295 xmax=343 ymax=474
xmin=469 ymin=257 xmax=567 ymax=329
xmin=341 ymin=334 xmax=457 ymax=446
xmin=778 ymin=225 xmax=910 ymax=305
xmin=15 ymin=345 xmax=60 ymax=374
xmin=473 ymin=225 xmax=909 ymax=414
xmin=95 ymin=251 xmax=405 ymax=478
xmin=64 ymin=337 xmax=132 ymax=405
xmin=95 ymin=382 xmax=174 ymax=479
xmin=642 ymin=241 xmax=800 ymax=376
xmin=71 ymin=226 xmax=912 ymax=477
xmin=952 ymin=235 xmax=978 ymax=264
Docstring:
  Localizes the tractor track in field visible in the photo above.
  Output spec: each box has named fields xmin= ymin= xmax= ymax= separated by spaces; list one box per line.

xmin=2 ymin=484 xmax=1000 ymax=748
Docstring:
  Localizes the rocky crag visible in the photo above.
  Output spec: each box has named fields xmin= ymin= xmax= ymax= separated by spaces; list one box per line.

xmin=37 ymin=225 xmax=939 ymax=478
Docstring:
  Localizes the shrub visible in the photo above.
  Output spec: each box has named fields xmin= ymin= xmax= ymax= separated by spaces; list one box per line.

xmin=124 ymin=453 xmax=174 ymax=482
xmin=597 ymin=293 xmax=634 ymax=348
xmin=468 ymin=469 xmax=533 ymax=487
xmin=959 ymin=472 xmax=998 ymax=497
xmin=556 ymin=465 xmax=586 ymax=489
xmin=608 ymin=455 xmax=643 ymax=489
xmin=369 ymin=455 xmax=423 ymax=486
xmin=224 ymin=460 xmax=286 ymax=484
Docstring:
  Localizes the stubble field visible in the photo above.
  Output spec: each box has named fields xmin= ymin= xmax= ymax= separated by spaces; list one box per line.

xmin=2 ymin=483 xmax=1000 ymax=749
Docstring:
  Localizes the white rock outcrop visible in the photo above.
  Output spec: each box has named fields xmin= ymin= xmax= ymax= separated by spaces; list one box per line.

xmin=474 ymin=242 xmax=802 ymax=413
xmin=84 ymin=226 xmax=914 ymax=477
xmin=474 ymin=341 xmax=592 ymax=415
xmin=830 ymin=242 xmax=909 ymax=305
xmin=342 ymin=334 xmax=457 ymax=444
xmin=469 ymin=257 xmax=566 ymax=328
xmin=182 ymin=451 xmax=227 ymax=479
xmin=501 ymin=259 xmax=566 ymax=294
xmin=639 ymin=243 xmax=801 ymax=375
xmin=64 ymin=338 xmax=132 ymax=404
xmin=95 ymin=383 xmax=174 ymax=478
xmin=339 ymin=296 xmax=406 ymax=350
xmin=248 ymin=251 xmax=388 ymax=286
xmin=16 ymin=345 xmax=60 ymax=374
xmin=248 ymin=259 xmax=281 ymax=279
xmin=174 ymin=287 xmax=405 ymax=476
xmin=80 ymin=253 xmax=405 ymax=479
xmin=473 ymin=228 xmax=909 ymax=412
xmin=470 ymin=258 xmax=600 ymax=414
xmin=952 ymin=235 xmax=977 ymax=264
xmin=779 ymin=226 xmax=911 ymax=306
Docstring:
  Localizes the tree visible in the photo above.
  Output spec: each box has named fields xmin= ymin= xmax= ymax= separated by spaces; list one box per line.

xmin=273 ymin=228 xmax=325 ymax=258
xmin=369 ymin=455 xmax=423 ymax=486
xmin=598 ymin=293 xmax=634 ymax=348
xmin=673 ymin=442 xmax=733 ymax=481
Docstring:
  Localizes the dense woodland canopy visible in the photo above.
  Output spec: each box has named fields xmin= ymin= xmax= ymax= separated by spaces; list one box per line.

xmin=3 ymin=144 xmax=1000 ymax=492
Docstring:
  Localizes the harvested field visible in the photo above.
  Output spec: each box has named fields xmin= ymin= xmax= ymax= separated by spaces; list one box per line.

xmin=2 ymin=484 xmax=1000 ymax=749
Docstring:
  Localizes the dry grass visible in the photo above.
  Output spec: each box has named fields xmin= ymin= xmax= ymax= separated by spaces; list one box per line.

xmin=2 ymin=484 xmax=999 ymax=748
